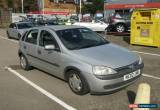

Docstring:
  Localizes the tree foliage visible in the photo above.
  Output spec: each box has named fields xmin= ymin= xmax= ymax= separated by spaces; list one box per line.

xmin=82 ymin=0 xmax=104 ymax=14
xmin=0 ymin=0 xmax=38 ymax=12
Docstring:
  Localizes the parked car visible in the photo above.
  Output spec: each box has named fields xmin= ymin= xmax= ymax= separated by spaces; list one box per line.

xmin=70 ymin=15 xmax=79 ymax=22
xmin=73 ymin=20 xmax=108 ymax=32
xmin=107 ymin=12 xmax=131 ymax=33
xmin=7 ymin=22 xmax=33 ymax=39
xmin=18 ymin=25 xmax=144 ymax=95
xmin=34 ymin=19 xmax=59 ymax=26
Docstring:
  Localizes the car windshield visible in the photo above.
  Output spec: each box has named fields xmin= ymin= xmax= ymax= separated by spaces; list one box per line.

xmin=17 ymin=23 xmax=33 ymax=29
xmin=56 ymin=28 xmax=109 ymax=50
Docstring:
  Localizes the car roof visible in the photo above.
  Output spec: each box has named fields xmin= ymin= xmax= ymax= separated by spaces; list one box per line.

xmin=32 ymin=25 xmax=85 ymax=31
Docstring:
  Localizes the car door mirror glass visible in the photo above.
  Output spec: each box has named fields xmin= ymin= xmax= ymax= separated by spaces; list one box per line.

xmin=44 ymin=45 xmax=55 ymax=50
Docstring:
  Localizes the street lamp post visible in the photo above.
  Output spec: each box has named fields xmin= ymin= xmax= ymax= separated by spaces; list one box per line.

xmin=79 ymin=0 xmax=82 ymax=22
xmin=42 ymin=0 xmax=45 ymax=20
xmin=21 ymin=0 xmax=24 ymax=13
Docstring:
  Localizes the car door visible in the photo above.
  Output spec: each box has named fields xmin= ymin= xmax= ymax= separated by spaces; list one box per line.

xmin=23 ymin=29 xmax=39 ymax=66
xmin=8 ymin=23 xmax=17 ymax=38
xmin=12 ymin=23 xmax=19 ymax=38
xmin=37 ymin=29 xmax=62 ymax=77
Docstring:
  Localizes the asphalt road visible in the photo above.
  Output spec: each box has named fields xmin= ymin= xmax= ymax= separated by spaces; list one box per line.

xmin=0 ymin=29 xmax=160 ymax=110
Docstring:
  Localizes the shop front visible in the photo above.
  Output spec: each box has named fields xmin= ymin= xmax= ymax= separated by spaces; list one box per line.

xmin=104 ymin=0 xmax=160 ymax=18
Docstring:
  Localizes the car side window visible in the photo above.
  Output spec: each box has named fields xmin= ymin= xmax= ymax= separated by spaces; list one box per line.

xmin=13 ymin=24 xmax=17 ymax=29
xmin=39 ymin=30 xmax=59 ymax=48
xmin=9 ymin=24 xmax=13 ymax=28
xmin=25 ymin=29 xmax=38 ymax=45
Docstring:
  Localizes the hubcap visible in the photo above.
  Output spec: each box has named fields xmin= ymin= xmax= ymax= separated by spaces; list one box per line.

xmin=117 ymin=25 xmax=125 ymax=33
xmin=20 ymin=56 xmax=26 ymax=69
xmin=69 ymin=73 xmax=82 ymax=92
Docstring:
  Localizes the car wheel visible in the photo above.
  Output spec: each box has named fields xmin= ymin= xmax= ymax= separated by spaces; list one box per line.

xmin=20 ymin=54 xmax=31 ymax=70
xmin=7 ymin=31 xmax=11 ymax=39
xmin=116 ymin=24 xmax=126 ymax=33
xmin=67 ymin=70 xmax=89 ymax=95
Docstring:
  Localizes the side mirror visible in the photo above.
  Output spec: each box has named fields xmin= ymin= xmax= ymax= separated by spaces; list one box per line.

xmin=13 ymin=26 xmax=17 ymax=29
xmin=44 ymin=45 xmax=55 ymax=50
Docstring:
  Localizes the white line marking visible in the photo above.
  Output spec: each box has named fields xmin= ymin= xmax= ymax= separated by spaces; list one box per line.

xmin=132 ymin=51 xmax=160 ymax=57
xmin=0 ymin=36 xmax=18 ymax=43
xmin=5 ymin=66 xmax=76 ymax=110
xmin=142 ymin=74 xmax=160 ymax=80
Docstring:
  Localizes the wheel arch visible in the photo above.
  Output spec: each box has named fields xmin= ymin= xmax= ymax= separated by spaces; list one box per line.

xmin=64 ymin=66 xmax=81 ymax=81
xmin=64 ymin=66 xmax=90 ymax=93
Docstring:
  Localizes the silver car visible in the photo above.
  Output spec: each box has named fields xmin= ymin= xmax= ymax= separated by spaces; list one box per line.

xmin=7 ymin=22 xmax=33 ymax=39
xmin=18 ymin=25 xmax=144 ymax=95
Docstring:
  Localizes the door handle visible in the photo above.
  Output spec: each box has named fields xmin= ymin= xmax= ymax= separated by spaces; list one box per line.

xmin=37 ymin=50 xmax=41 ymax=55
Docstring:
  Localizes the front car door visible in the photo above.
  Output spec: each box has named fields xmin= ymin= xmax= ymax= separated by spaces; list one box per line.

xmin=12 ymin=23 xmax=19 ymax=38
xmin=37 ymin=29 xmax=62 ymax=77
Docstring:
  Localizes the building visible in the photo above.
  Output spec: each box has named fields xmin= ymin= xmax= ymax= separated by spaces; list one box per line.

xmin=104 ymin=0 xmax=160 ymax=18
xmin=36 ymin=0 xmax=77 ymax=15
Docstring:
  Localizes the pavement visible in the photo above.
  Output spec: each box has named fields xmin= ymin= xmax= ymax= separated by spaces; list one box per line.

xmin=0 ymin=29 xmax=160 ymax=110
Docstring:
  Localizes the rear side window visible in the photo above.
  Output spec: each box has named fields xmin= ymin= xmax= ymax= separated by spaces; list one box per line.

xmin=25 ymin=29 xmax=38 ymax=45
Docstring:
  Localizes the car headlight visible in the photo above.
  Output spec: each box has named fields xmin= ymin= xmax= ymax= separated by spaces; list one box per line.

xmin=93 ymin=66 xmax=117 ymax=76
xmin=138 ymin=56 xmax=143 ymax=64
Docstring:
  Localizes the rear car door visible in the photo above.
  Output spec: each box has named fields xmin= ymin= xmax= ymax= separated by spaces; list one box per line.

xmin=23 ymin=29 xmax=39 ymax=66
xmin=37 ymin=29 xmax=62 ymax=77
xmin=8 ymin=23 xmax=17 ymax=38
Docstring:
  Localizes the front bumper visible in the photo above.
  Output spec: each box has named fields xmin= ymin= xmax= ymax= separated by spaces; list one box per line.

xmin=85 ymin=63 xmax=144 ymax=94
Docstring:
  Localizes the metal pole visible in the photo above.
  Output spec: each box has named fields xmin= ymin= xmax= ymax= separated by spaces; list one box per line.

xmin=79 ymin=0 xmax=82 ymax=22
xmin=22 ymin=0 xmax=24 ymax=13
xmin=42 ymin=0 xmax=44 ymax=20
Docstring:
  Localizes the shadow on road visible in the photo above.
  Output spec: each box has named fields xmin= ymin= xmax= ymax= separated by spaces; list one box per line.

xmin=127 ymin=90 xmax=136 ymax=104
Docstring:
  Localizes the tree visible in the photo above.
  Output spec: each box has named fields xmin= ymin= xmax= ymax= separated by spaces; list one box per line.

xmin=13 ymin=0 xmax=20 ymax=12
xmin=1 ymin=0 xmax=8 ymax=9
xmin=82 ymin=0 xmax=104 ymax=14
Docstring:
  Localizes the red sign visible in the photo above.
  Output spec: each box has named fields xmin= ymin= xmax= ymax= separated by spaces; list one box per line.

xmin=105 ymin=2 xmax=160 ymax=10
xmin=29 ymin=11 xmax=69 ymax=15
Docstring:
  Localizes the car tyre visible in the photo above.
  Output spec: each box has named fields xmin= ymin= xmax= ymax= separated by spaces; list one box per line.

xmin=20 ymin=54 xmax=32 ymax=70
xmin=115 ymin=24 xmax=126 ymax=33
xmin=67 ymin=70 xmax=89 ymax=95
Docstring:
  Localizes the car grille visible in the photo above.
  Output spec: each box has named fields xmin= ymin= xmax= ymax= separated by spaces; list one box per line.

xmin=115 ymin=61 xmax=139 ymax=74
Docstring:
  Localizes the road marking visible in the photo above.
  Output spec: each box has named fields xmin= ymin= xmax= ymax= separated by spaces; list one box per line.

xmin=5 ymin=66 xmax=76 ymax=110
xmin=132 ymin=51 xmax=160 ymax=57
xmin=142 ymin=74 xmax=160 ymax=80
xmin=0 ymin=36 xmax=18 ymax=43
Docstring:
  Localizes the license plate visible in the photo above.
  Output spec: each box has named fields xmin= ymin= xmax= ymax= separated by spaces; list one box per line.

xmin=124 ymin=70 xmax=140 ymax=81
